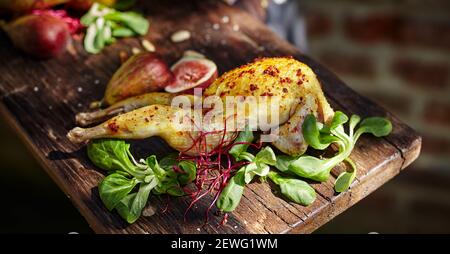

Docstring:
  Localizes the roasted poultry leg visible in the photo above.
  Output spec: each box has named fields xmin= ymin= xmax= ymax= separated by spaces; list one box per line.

xmin=67 ymin=57 xmax=334 ymax=156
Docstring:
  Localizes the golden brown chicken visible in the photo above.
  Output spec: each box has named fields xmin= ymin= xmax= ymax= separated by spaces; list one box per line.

xmin=67 ymin=57 xmax=334 ymax=156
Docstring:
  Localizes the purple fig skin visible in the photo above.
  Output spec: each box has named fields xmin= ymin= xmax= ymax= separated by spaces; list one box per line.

xmin=4 ymin=14 xmax=70 ymax=59
xmin=103 ymin=52 xmax=174 ymax=106
xmin=0 ymin=0 xmax=69 ymax=16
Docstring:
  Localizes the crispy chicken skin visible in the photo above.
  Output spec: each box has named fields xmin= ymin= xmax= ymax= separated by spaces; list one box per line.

xmin=68 ymin=57 xmax=334 ymax=156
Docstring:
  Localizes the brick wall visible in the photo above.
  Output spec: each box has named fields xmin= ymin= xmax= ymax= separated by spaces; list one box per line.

xmin=298 ymin=0 xmax=450 ymax=233
xmin=302 ymin=0 xmax=450 ymax=172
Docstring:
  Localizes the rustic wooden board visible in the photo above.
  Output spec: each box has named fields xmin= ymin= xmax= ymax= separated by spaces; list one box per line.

xmin=0 ymin=0 xmax=421 ymax=234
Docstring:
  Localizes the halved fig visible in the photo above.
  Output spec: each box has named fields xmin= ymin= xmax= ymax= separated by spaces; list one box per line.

xmin=102 ymin=52 xmax=174 ymax=106
xmin=164 ymin=55 xmax=218 ymax=93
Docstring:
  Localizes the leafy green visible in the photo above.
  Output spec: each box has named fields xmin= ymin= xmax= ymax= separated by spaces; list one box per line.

xmin=219 ymin=129 xmax=307 ymax=212
xmin=255 ymin=146 xmax=277 ymax=167
xmin=88 ymin=139 xmax=196 ymax=223
xmin=216 ymin=169 xmax=246 ymax=212
xmin=354 ymin=117 xmax=392 ymax=141
xmin=81 ymin=3 xmax=149 ymax=54
xmin=159 ymin=153 xmax=178 ymax=171
xmin=98 ymin=173 xmax=138 ymax=211
xmin=104 ymin=11 xmax=149 ymax=36
xmin=281 ymin=111 xmax=392 ymax=192
xmin=329 ymin=111 xmax=349 ymax=130
xmin=83 ymin=24 xmax=101 ymax=54
xmin=177 ymin=160 xmax=197 ymax=185
xmin=87 ymin=139 xmax=141 ymax=176
xmin=115 ymin=178 xmax=157 ymax=224
xmin=153 ymin=176 xmax=183 ymax=197
xmin=268 ymin=171 xmax=316 ymax=206
xmin=229 ymin=126 xmax=254 ymax=161
xmin=145 ymin=155 xmax=165 ymax=178
xmin=274 ymin=155 xmax=296 ymax=172
xmin=242 ymin=146 xmax=276 ymax=183
xmin=348 ymin=115 xmax=361 ymax=137
xmin=302 ymin=114 xmax=338 ymax=150
xmin=334 ymin=158 xmax=357 ymax=193
xmin=112 ymin=26 xmax=135 ymax=37
xmin=289 ymin=155 xmax=339 ymax=182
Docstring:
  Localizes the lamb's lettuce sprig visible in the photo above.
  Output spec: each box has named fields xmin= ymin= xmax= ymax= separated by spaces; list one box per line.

xmin=81 ymin=3 xmax=149 ymax=54
xmin=88 ymin=139 xmax=195 ymax=223
xmin=275 ymin=111 xmax=392 ymax=192
xmin=216 ymin=128 xmax=317 ymax=212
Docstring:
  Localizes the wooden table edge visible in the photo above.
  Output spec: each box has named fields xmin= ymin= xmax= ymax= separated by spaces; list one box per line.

xmin=0 ymin=103 xmax=108 ymax=233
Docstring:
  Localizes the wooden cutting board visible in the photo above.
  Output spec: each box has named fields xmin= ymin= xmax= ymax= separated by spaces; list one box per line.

xmin=0 ymin=0 xmax=421 ymax=234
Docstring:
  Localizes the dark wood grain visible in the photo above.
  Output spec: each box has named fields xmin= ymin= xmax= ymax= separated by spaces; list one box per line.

xmin=0 ymin=0 xmax=421 ymax=234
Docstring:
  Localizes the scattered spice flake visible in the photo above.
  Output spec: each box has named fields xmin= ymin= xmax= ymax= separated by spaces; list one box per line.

xmin=108 ymin=121 xmax=119 ymax=132
xmin=263 ymin=66 xmax=280 ymax=77
xmin=249 ymin=84 xmax=258 ymax=91
xmin=232 ymin=24 xmax=240 ymax=31
xmin=212 ymin=23 xmax=220 ymax=30
xmin=238 ymin=69 xmax=255 ymax=78
xmin=283 ymin=87 xmax=288 ymax=93
xmin=280 ymin=77 xmax=292 ymax=83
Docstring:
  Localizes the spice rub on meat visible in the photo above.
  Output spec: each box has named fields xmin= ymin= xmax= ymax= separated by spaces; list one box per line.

xmin=68 ymin=57 xmax=334 ymax=156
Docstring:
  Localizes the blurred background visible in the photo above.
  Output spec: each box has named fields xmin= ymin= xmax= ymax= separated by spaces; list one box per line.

xmin=1 ymin=0 xmax=449 ymax=233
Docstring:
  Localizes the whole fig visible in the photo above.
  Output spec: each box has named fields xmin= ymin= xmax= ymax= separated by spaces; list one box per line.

xmin=3 ymin=13 xmax=70 ymax=59
xmin=0 ymin=0 xmax=68 ymax=16
xmin=103 ymin=52 xmax=174 ymax=106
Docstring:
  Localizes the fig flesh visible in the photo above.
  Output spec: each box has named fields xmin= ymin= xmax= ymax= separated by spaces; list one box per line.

xmin=3 ymin=13 xmax=70 ymax=59
xmin=164 ymin=55 xmax=218 ymax=93
xmin=103 ymin=52 xmax=174 ymax=106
